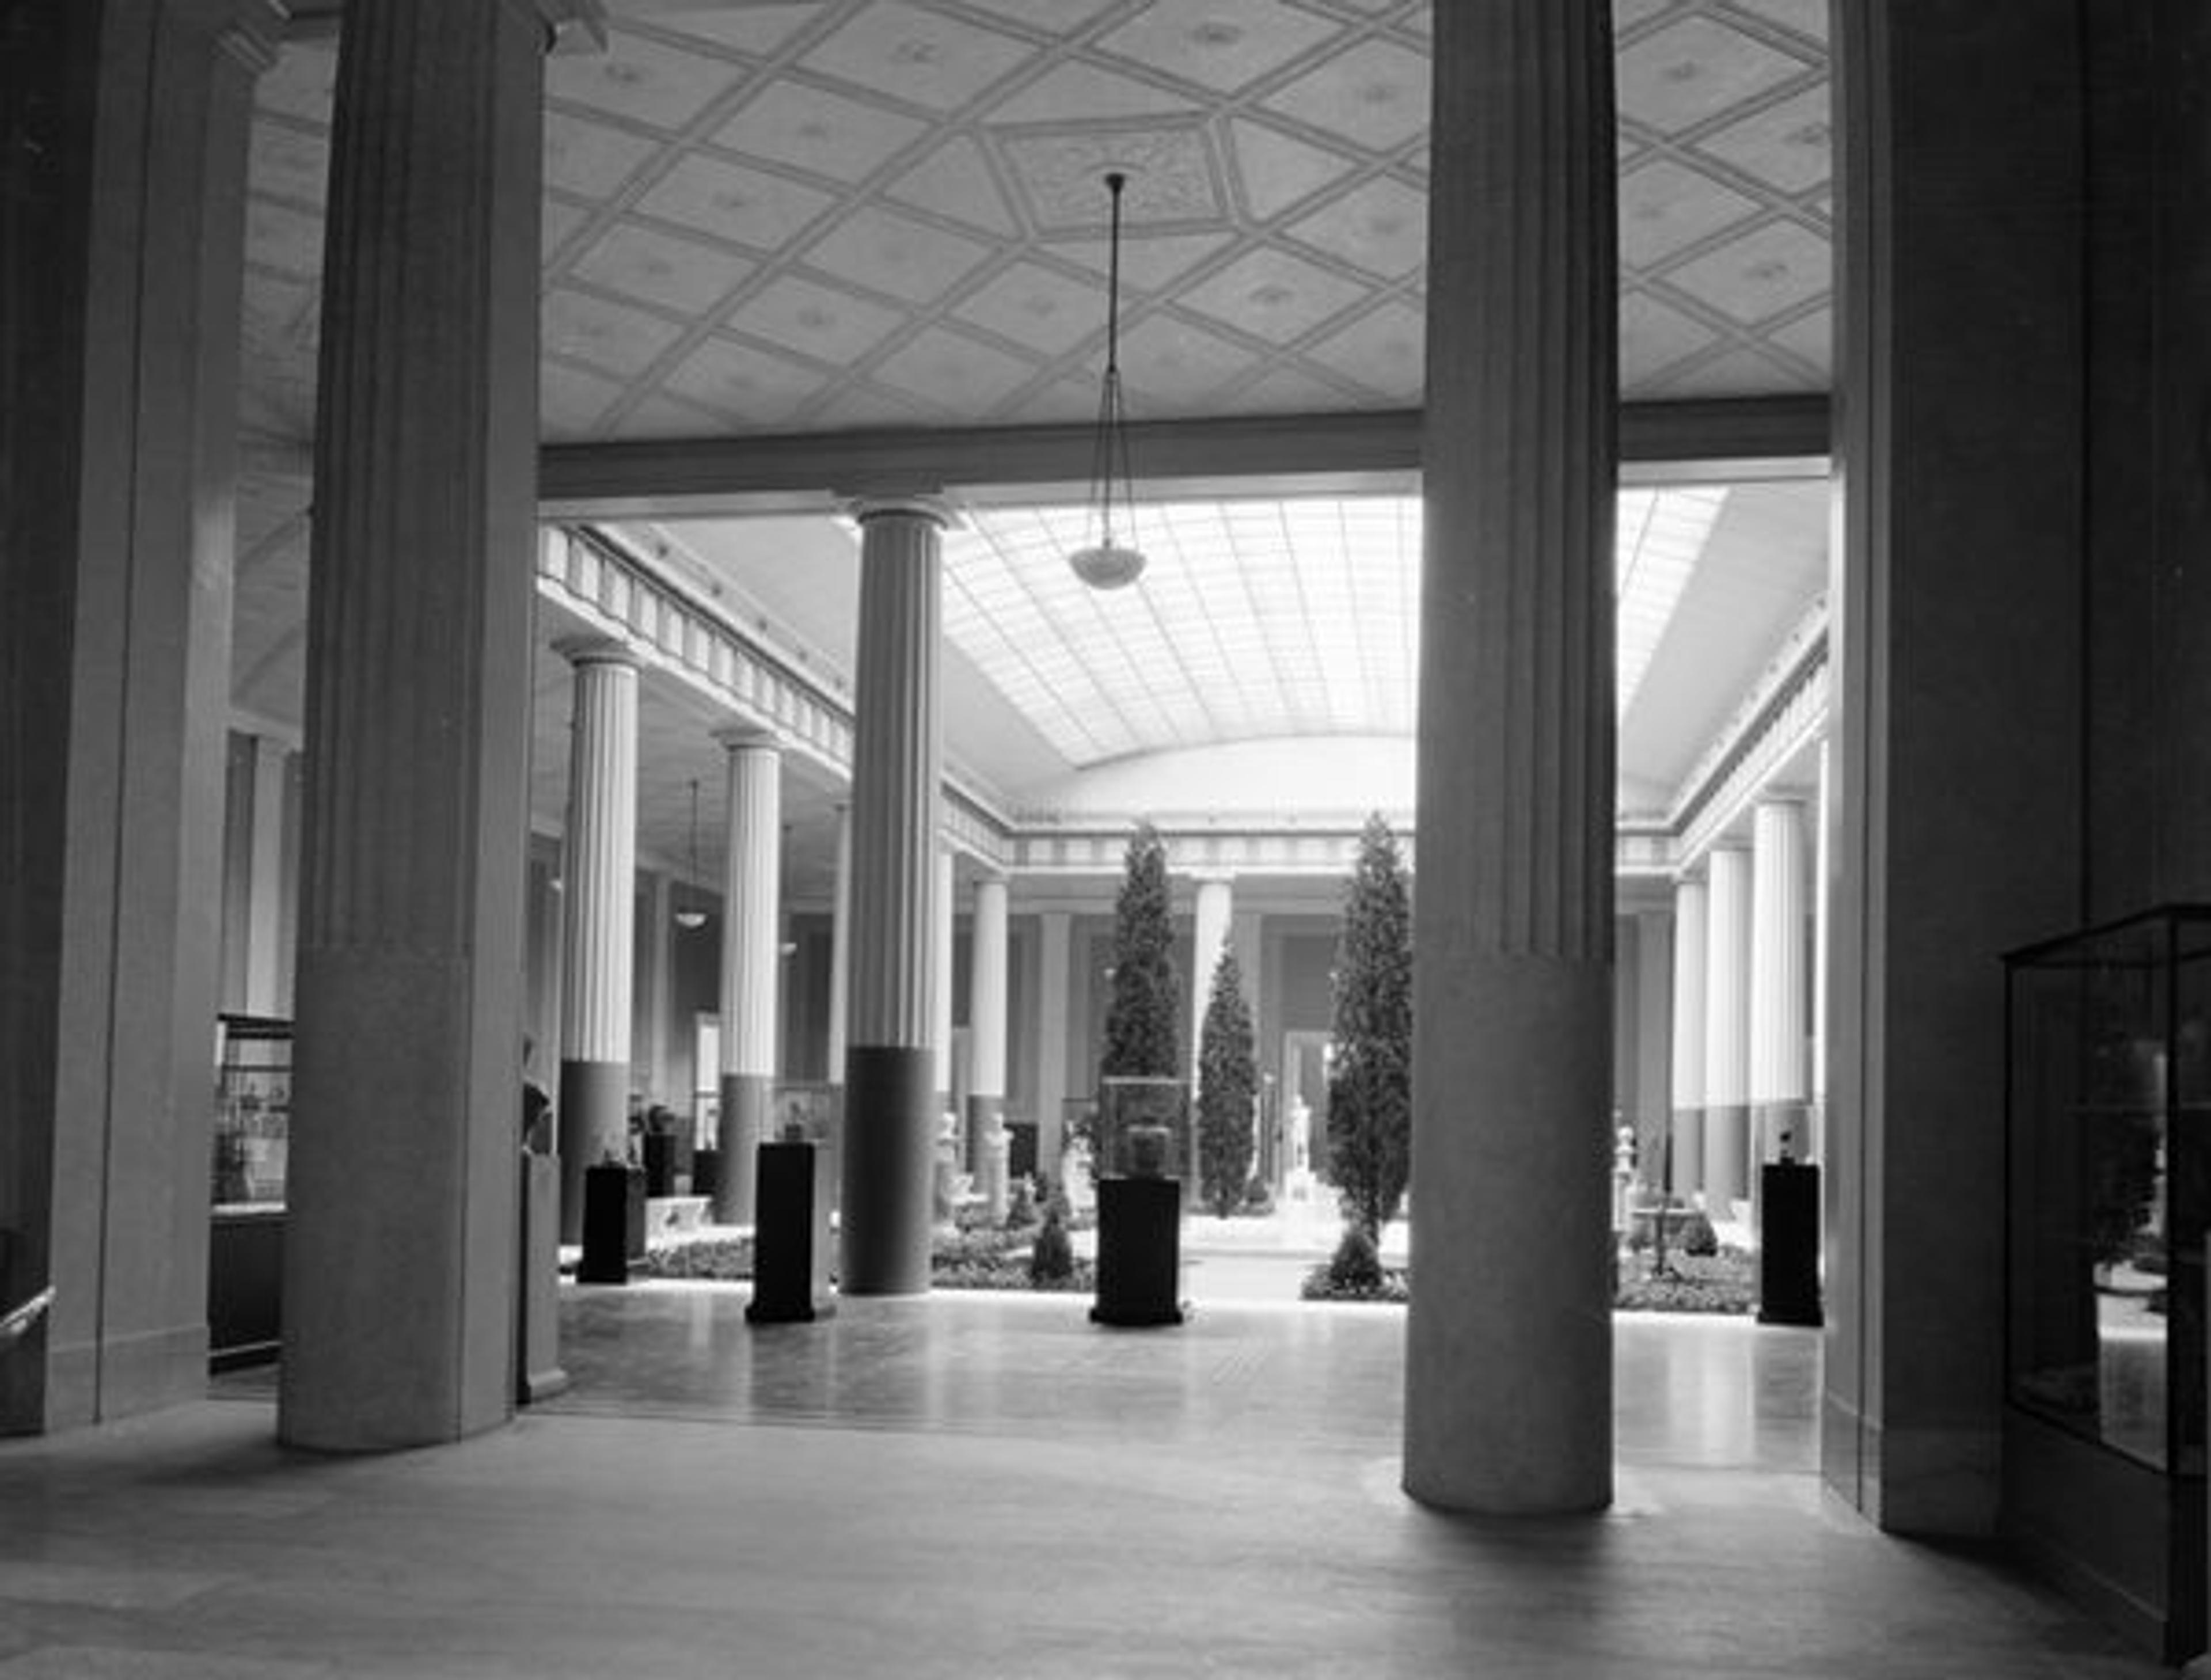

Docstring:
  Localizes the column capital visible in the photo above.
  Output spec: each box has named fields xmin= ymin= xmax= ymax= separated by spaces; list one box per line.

xmin=714 ymin=723 xmax=783 ymax=756
xmin=849 ymin=495 xmax=955 ymax=531
xmin=553 ymin=634 xmax=636 ymax=672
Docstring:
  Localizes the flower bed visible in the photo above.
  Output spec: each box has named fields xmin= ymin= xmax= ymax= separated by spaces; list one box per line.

xmin=1299 ymin=1245 xmax=1761 ymax=1313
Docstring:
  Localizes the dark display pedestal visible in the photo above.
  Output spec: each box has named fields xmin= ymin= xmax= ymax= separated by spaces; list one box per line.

xmin=642 ymin=1132 xmax=675 ymax=1197
xmin=1757 ymin=1161 xmax=1822 ymax=1326
xmin=207 ymin=1206 xmax=283 ymax=1370
xmin=1091 ymin=1176 xmax=1184 ymax=1327
xmin=578 ymin=1163 xmax=645 ymax=1284
xmin=692 ymin=1147 xmax=721 ymax=1202
xmin=747 ymin=1141 xmax=835 ymax=1324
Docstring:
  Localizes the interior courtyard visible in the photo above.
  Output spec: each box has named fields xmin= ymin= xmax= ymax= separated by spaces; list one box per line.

xmin=7 ymin=0 xmax=2211 ymax=1673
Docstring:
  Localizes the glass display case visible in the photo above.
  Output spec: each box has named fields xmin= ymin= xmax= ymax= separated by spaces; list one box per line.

xmin=1094 ymin=1077 xmax=1188 ymax=1181
xmin=208 ymin=1014 xmax=291 ymax=1370
xmin=2004 ymin=907 xmax=2209 ymax=1660
xmin=212 ymin=1013 xmax=291 ymax=1208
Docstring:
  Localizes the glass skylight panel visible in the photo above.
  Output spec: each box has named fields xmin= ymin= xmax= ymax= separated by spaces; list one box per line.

xmin=943 ymin=486 xmax=1704 ymax=771
xmin=1616 ymin=485 xmax=1725 ymax=716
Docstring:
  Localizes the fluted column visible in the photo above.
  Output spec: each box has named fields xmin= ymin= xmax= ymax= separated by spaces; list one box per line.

xmin=840 ymin=499 xmax=946 ymax=1294
xmin=933 ymin=845 xmax=956 ymax=1118
xmin=967 ymin=873 xmax=1010 ymax=1214
xmin=552 ymin=640 xmax=639 ymax=1239
xmin=3 ymin=0 xmax=281 ymax=1434
xmin=1669 ymin=876 xmax=1708 ymax=1198
xmin=1404 ymin=0 xmax=1617 ymax=1514
xmin=1702 ymin=845 xmax=1753 ymax=1211
xmin=1749 ymin=799 xmax=1811 ymax=1164
xmin=1811 ymin=741 xmax=1831 ymax=1162
xmin=282 ymin=0 xmax=569 ymax=1450
xmin=827 ymin=800 xmax=852 ymax=1089
xmin=1037 ymin=910 xmax=1073 ymax=1180
xmin=715 ymin=728 xmax=782 ymax=1226
xmin=1189 ymin=874 xmax=1234 ymax=1085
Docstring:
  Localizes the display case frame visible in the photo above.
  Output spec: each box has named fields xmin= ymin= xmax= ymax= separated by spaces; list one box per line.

xmin=2004 ymin=905 xmax=2210 ymax=1661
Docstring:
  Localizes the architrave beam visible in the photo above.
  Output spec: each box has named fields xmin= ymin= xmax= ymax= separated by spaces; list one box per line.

xmin=534 ymin=396 xmax=1831 ymax=517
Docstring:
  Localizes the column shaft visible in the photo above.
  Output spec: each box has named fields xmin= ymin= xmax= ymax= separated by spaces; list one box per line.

xmin=244 ymin=737 xmax=292 ymax=1016
xmin=827 ymin=803 xmax=851 ymax=1086
xmin=1701 ymin=846 xmax=1753 ymax=1210
xmin=716 ymin=732 xmax=781 ymax=1225
xmin=839 ymin=503 xmax=945 ymax=1294
xmin=554 ymin=643 xmax=639 ymax=1239
xmin=1404 ymin=0 xmax=1616 ymax=1514
xmin=1 ymin=0 xmax=276 ymax=1433
xmin=967 ymin=875 xmax=1009 ymax=1211
xmin=1036 ymin=910 xmax=1073 ymax=1181
xmin=1669 ymin=877 xmax=1708 ymax=1198
xmin=282 ymin=0 xmax=548 ymax=1449
xmin=933 ymin=846 xmax=956 ymax=1112
xmin=1811 ymin=741 xmax=1832 ymax=1160
xmin=1748 ymin=799 xmax=1810 ymax=1164
xmin=1189 ymin=876 xmax=1234 ymax=1086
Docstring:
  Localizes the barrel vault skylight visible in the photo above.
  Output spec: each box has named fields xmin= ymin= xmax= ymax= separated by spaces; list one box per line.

xmin=941 ymin=488 xmax=1730 ymax=769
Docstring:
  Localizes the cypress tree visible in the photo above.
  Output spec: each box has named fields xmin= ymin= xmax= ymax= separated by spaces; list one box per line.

xmin=1196 ymin=944 xmax=1258 ymax=1217
xmin=1327 ymin=813 xmax=1412 ymax=1241
xmin=1101 ymin=821 xmax=1180 ymax=1078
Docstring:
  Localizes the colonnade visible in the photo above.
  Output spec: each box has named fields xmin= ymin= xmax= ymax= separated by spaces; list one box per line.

xmin=1666 ymin=796 xmax=1818 ymax=1215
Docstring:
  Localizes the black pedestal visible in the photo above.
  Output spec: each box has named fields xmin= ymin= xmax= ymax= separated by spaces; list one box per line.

xmin=692 ymin=1147 xmax=721 ymax=1202
xmin=579 ymin=1164 xmax=645 ymax=1285
xmin=1758 ymin=1161 xmax=1822 ymax=1326
xmin=747 ymin=1141 xmax=835 ymax=1324
xmin=1091 ymin=1176 xmax=1184 ymax=1327
xmin=641 ymin=1132 xmax=675 ymax=1197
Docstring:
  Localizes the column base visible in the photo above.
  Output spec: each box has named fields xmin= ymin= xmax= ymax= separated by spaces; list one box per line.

xmin=715 ymin=1073 xmax=773 ymax=1226
xmin=557 ymin=1059 xmax=630 ymax=1244
xmin=839 ymin=1046 xmax=935 ymax=1295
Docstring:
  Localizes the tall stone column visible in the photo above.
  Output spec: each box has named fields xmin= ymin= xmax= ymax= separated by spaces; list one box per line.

xmin=1631 ymin=906 xmax=1673 ymax=1175
xmin=637 ymin=871 xmax=675 ymax=1107
xmin=933 ymin=845 xmax=956 ymax=1120
xmin=839 ymin=500 xmax=945 ymax=1294
xmin=1189 ymin=873 xmax=1234 ymax=1194
xmin=967 ymin=873 xmax=1010 ymax=1213
xmin=1827 ymin=6 xmax=2084 ymax=1534
xmin=827 ymin=801 xmax=851 ymax=1094
xmin=715 ymin=728 xmax=781 ymax=1226
xmin=1701 ymin=846 xmax=1753 ymax=1211
xmin=1 ymin=0 xmax=279 ymax=1434
xmin=552 ymin=640 xmax=639 ymax=1240
xmin=1749 ymin=799 xmax=1810 ymax=1162
xmin=1668 ymin=876 xmax=1708 ymax=1199
xmin=1188 ymin=874 xmax=1234 ymax=1083
xmin=1810 ymin=741 xmax=1831 ymax=1162
xmin=1404 ymin=0 xmax=1617 ymax=1514
xmin=282 ymin=0 xmax=572 ymax=1450
xmin=1036 ymin=910 xmax=1073 ymax=1180
xmin=244 ymin=737 xmax=295 ymax=1016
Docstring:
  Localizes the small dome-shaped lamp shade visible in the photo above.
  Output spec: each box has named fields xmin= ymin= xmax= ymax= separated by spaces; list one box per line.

xmin=1069 ymin=541 xmax=1146 ymax=590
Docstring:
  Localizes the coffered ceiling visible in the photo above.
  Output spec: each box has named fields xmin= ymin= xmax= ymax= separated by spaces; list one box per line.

xmin=231 ymin=0 xmax=1836 ymax=896
xmin=240 ymin=0 xmax=1830 ymax=448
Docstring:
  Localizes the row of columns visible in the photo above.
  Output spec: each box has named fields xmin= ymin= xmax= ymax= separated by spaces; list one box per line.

xmin=15 ymin=0 xmax=1628 ymax=1519
xmin=1667 ymin=795 xmax=1815 ymax=1212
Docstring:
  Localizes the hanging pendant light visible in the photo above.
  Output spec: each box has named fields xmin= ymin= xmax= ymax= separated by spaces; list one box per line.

xmin=674 ymin=778 xmax=709 ymax=930
xmin=1068 ymin=170 xmax=1146 ymax=591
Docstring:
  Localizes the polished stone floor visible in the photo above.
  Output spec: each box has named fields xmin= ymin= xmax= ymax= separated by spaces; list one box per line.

xmin=0 ymin=1288 xmax=2169 ymax=1678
